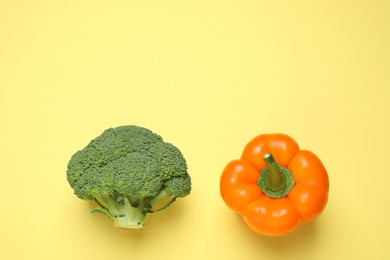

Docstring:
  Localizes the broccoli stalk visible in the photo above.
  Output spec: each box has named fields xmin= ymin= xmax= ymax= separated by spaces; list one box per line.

xmin=91 ymin=191 xmax=178 ymax=228
xmin=92 ymin=194 xmax=149 ymax=228
xmin=66 ymin=125 xmax=191 ymax=229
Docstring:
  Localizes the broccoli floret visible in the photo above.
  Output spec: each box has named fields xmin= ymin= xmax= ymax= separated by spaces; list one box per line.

xmin=67 ymin=125 xmax=191 ymax=229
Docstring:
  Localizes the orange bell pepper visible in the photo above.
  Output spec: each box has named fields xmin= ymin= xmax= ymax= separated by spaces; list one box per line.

xmin=220 ymin=133 xmax=329 ymax=236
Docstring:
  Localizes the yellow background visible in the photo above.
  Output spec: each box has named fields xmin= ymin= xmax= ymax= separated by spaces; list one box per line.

xmin=1 ymin=0 xmax=389 ymax=259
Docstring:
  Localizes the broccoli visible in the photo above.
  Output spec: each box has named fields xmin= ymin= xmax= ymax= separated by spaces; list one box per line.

xmin=66 ymin=125 xmax=191 ymax=229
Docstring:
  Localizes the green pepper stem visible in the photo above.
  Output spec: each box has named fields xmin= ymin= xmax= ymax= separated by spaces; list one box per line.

xmin=263 ymin=153 xmax=285 ymax=191
xmin=258 ymin=153 xmax=295 ymax=198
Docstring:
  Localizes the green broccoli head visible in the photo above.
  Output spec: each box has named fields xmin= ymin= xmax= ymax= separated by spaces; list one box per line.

xmin=66 ymin=125 xmax=191 ymax=229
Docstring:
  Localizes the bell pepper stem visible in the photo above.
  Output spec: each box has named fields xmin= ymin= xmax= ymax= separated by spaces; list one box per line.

xmin=263 ymin=153 xmax=286 ymax=191
xmin=258 ymin=153 xmax=295 ymax=198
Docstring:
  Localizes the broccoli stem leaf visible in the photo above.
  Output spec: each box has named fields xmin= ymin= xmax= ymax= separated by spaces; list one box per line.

xmin=155 ymin=197 xmax=177 ymax=212
xmin=148 ymin=190 xmax=177 ymax=212
xmin=91 ymin=207 xmax=114 ymax=218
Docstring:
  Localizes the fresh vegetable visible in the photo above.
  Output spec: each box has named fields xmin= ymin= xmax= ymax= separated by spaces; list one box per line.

xmin=220 ymin=133 xmax=329 ymax=236
xmin=67 ymin=125 xmax=191 ymax=229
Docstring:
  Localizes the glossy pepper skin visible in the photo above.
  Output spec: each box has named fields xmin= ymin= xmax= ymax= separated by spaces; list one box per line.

xmin=220 ymin=133 xmax=329 ymax=236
